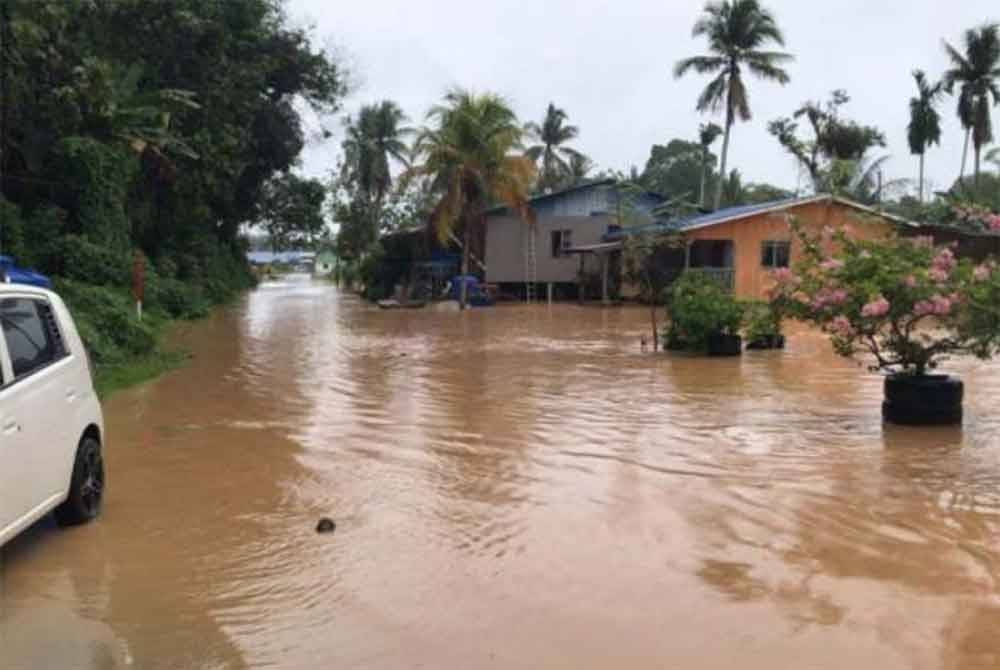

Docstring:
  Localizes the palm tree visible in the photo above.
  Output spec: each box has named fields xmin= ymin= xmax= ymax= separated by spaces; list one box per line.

xmin=525 ymin=103 xmax=583 ymax=192
xmin=986 ymin=146 xmax=1000 ymax=171
xmin=697 ymin=122 xmax=723 ymax=208
xmin=674 ymin=0 xmax=792 ymax=210
xmin=411 ymin=89 xmax=535 ymax=309
xmin=943 ymin=24 xmax=1000 ymax=195
xmin=342 ymin=100 xmax=410 ymax=231
xmin=567 ymin=152 xmax=594 ymax=185
xmin=907 ymin=70 xmax=943 ymax=204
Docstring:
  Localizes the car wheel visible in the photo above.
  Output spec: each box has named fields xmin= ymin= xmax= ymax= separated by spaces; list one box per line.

xmin=54 ymin=437 xmax=105 ymax=526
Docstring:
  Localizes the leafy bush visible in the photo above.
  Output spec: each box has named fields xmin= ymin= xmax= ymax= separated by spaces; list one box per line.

xmin=769 ymin=225 xmax=1000 ymax=375
xmin=743 ymin=300 xmax=783 ymax=342
xmin=666 ymin=271 xmax=744 ymax=351
xmin=54 ymin=278 xmax=157 ymax=367
xmin=54 ymin=234 xmax=131 ymax=286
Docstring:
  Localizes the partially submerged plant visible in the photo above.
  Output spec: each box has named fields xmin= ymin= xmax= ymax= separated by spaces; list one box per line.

xmin=769 ymin=224 xmax=1000 ymax=374
xmin=743 ymin=300 xmax=783 ymax=342
xmin=666 ymin=271 xmax=744 ymax=351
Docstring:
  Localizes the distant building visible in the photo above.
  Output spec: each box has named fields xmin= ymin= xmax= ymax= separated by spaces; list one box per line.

xmin=314 ymin=250 xmax=337 ymax=276
xmin=610 ymin=194 xmax=913 ymax=301
xmin=246 ymin=250 xmax=314 ymax=266
xmin=484 ymin=179 xmax=665 ymax=299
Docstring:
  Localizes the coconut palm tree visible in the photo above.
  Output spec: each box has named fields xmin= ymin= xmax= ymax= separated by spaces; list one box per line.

xmin=674 ymin=0 xmax=792 ymax=210
xmin=697 ymin=122 xmax=723 ymax=208
xmin=907 ymin=70 xmax=944 ymax=204
xmin=943 ymin=24 xmax=1000 ymax=194
xmin=567 ymin=152 xmax=595 ymax=185
xmin=341 ymin=100 xmax=411 ymax=228
xmin=411 ymin=89 xmax=535 ymax=309
xmin=525 ymin=103 xmax=584 ymax=192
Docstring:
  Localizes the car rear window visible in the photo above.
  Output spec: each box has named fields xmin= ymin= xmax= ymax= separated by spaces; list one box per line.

xmin=0 ymin=297 xmax=66 ymax=380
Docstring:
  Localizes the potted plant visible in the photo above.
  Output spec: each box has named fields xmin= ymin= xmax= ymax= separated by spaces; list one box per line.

xmin=743 ymin=301 xmax=785 ymax=350
xmin=769 ymin=226 xmax=1000 ymax=425
xmin=666 ymin=271 xmax=744 ymax=356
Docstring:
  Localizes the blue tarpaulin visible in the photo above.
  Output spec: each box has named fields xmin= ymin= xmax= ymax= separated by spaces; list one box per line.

xmin=0 ymin=256 xmax=52 ymax=289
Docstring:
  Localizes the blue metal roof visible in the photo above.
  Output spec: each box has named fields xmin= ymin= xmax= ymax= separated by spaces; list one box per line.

xmin=606 ymin=196 xmax=823 ymax=240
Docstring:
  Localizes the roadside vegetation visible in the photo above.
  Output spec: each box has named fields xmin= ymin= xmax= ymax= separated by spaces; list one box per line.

xmin=0 ymin=0 xmax=344 ymax=392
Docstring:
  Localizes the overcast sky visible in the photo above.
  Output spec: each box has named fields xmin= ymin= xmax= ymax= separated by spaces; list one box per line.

xmin=290 ymin=0 xmax=998 ymax=198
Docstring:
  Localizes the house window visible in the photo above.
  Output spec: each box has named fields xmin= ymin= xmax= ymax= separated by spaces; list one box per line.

xmin=761 ymin=241 xmax=791 ymax=268
xmin=551 ymin=229 xmax=573 ymax=257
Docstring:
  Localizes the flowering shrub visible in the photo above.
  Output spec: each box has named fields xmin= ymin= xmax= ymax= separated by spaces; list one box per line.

xmin=947 ymin=203 xmax=1000 ymax=233
xmin=769 ymin=225 xmax=1000 ymax=375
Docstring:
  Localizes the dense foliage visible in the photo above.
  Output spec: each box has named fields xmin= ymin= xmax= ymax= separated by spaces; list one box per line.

xmin=769 ymin=225 xmax=1000 ymax=375
xmin=0 ymin=0 xmax=344 ymax=380
xmin=666 ymin=271 xmax=744 ymax=351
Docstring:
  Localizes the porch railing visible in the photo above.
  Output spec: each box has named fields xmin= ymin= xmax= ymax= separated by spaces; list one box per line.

xmin=688 ymin=267 xmax=735 ymax=291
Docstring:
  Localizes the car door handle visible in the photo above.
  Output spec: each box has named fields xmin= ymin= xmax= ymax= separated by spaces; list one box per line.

xmin=2 ymin=420 xmax=20 ymax=435
xmin=66 ymin=388 xmax=77 ymax=402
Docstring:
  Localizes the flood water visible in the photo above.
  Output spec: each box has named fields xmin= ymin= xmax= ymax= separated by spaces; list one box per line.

xmin=4 ymin=275 xmax=1000 ymax=669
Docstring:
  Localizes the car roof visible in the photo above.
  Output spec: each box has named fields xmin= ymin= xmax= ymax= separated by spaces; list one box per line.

xmin=0 ymin=282 xmax=58 ymax=300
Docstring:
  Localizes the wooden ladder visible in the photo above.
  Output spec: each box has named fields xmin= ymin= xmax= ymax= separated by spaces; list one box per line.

xmin=525 ymin=226 xmax=537 ymax=303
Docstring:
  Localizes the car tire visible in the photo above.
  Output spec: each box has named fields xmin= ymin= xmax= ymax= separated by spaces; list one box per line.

xmin=54 ymin=436 xmax=105 ymax=526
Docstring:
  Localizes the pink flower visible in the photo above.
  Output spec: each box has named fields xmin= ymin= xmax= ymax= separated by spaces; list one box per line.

xmin=861 ymin=295 xmax=890 ymax=318
xmin=928 ymin=267 xmax=950 ymax=282
xmin=810 ymin=286 xmax=849 ymax=309
xmin=859 ymin=250 xmax=872 ymax=259
xmin=903 ymin=275 xmax=917 ymax=288
xmin=988 ymin=213 xmax=1000 ymax=231
xmin=828 ymin=315 xmax=854 ymax=338
xmin=974 ymin=264 xmax=991 ymax=281
xmin=820 ymin=259 xmax=844 ymax=271
xmin=914 ymin=294 xmax=953 ymax=317
xmin=771 ymin=267 xmax=800 ymax=285
xmin=932 ymin=248 xmax=956 ymax=272
xmin=931 ymin=295 xmax=953 ymax=316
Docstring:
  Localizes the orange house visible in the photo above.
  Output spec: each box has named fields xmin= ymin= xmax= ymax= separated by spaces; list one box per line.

xmin=620 ymin=195 xmax=913 ymax=301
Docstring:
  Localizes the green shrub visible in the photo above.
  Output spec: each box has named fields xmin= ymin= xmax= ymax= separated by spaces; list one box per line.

xmin=743 ymin=300 xmax=783 ymax=342
xmin=149 ymin=277 xmax=210 ymax=318
xmin=53 ymin=278 xmax=157 ymax=367
xmin=54 ymin=235 xmax=131 ymax=287
xmin=666 ymin=271 xmax=744 ymax=351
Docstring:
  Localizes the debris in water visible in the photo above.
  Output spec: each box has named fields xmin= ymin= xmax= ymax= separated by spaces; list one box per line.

xmin=316 ymin=517 xmax=336 ymax=534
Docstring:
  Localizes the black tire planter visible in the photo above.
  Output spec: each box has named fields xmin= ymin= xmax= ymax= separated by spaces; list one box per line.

xmin=882 ymin=374 xmax=964 ymax=426
xmin=746 ymin=334 xmax=785 ymax=350
xmin=707 ymin=333 xmax=742 ymax=356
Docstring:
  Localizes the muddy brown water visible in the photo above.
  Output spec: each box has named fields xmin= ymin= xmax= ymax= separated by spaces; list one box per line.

xmin=4 ymin=275 xmax=1000 ymax=669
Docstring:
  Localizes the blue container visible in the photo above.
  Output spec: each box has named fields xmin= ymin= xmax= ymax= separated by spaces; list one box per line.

xmin=0 ymin=255 xmax=52 ymax=289
xmin=447 ymin=275 xmax=494 ymax=306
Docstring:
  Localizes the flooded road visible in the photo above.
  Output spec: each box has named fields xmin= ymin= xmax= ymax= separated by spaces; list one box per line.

xmin=4 ymin=275 xmax=1000 ymax=669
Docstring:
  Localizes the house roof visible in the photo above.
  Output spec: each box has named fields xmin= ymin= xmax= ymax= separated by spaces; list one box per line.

xmin=484 ymin=178 xmax=665 ymax=215
xmin=608 ymin=194 xmax=916 ymax=240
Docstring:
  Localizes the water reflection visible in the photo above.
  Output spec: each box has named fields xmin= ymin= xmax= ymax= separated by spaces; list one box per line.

xmin=3 ymin=278 xmax=1000 ymax=669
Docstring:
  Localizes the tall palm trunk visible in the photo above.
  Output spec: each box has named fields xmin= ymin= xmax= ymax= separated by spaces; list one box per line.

xmin=974 ymin=143 xmax=981 ymax=196
xmin=918 ymin=152 xmax=925 ymax=203
xmin=713 ymin=105 xmax=733 ymax=210
xmin=459 ymin=221 xmax=469 ymax=310
xmin=959 ymin=127 xmax=970 ymax=187
xmin=699 ymin=146 xmax=708 ymax=208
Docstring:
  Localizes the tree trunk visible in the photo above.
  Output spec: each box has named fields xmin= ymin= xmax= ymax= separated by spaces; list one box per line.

xmin=918 ymin=152 xmax=925 ymax=204
xmin=699 ymin=146 xmax=707 ymax=209
xmin=974 ymin=143 xmax=981 ymax=197
xmin=459 ymin=220 xmax=470 ymax=310
xmin=713 ymin=107 xmax=734 ymax=211
xmin=959 ymin=127 xmax=970 ymax=188
xmin=649 ymin=300 xmax=658 ymax=352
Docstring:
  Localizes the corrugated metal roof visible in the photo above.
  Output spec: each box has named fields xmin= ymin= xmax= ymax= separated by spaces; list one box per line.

xmin=484 ymin=178 xmax=665 ymax=215
xmin=608 ymin=194 xmax=914 ymax=240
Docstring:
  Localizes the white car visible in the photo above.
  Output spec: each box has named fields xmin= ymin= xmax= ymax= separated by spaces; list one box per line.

xmin=0 ymin=284 xmax=105 ymax=547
